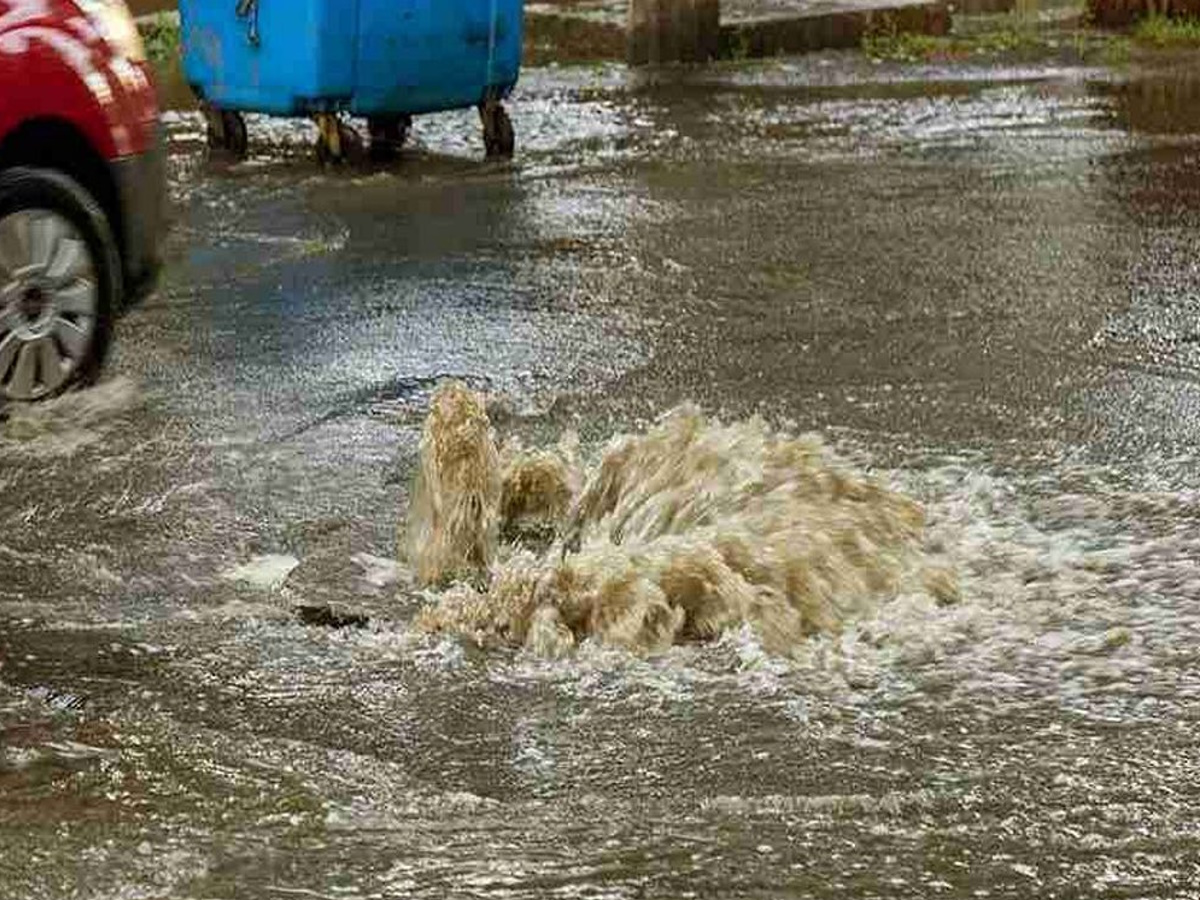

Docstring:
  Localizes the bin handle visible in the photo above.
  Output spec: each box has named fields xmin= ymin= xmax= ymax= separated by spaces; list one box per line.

xmin=235 ymin=0 xmax=260 ymax=46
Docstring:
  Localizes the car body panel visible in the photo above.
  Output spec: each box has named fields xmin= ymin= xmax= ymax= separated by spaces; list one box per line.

xmin=0 ymin=0 xmax=165 ymax=288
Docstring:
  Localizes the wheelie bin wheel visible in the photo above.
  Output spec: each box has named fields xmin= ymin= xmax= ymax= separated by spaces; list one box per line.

xmin=204 ymin=106 xmax=249 ymax=160
xmin=203 ymin=105 xmax=223 ymax=150
xmin=479 ymin=101 xmax=514 ymax=160
xmin=368 ymin=115 xmax=411 ymax=161
xmin=314 ymin=115 xmax=364 ymax=166
xmin=223 ymin=111 xmax=249 ymax=160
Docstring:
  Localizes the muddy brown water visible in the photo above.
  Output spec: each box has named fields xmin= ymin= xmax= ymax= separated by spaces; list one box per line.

xmin=4 ymin=55 xmax=1200 ymax=897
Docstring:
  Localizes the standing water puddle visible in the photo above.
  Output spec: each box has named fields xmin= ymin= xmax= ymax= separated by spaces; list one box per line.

xmin=2 ymin=380 xmax=1198 ymax=898
xmin=6 ymin=60 xmax=1200 ymax=898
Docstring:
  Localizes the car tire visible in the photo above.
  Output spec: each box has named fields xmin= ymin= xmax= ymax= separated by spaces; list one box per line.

xmin=0 ymin=167 xmax=120 ymax=402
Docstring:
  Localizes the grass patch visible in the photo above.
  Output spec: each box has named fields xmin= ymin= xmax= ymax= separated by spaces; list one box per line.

xmin=862 ymin=20 xmax=1042 ymax=63
xmin=1096 ymin=33 xmax=1132 ymax=63
xmin=138 ymin=13 xmax=180 ymax=67
xmin=1132 ymin=13 xmax=1200 ymax=47
xmin=861 ymin=6 xmax=1133 ymax=65
xmin=861 ymin=30 xmax=942 ymax=62
xmin=138 ymin=15 xmax=196 ymax=109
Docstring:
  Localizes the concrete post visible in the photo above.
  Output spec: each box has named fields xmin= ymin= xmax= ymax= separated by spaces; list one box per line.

xmin=628 ymin=0 xmax=720 ymax=65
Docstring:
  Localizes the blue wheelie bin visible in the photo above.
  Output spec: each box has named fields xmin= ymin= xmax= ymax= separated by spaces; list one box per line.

xmin=179 ymin=0 xmax=522 ymax=161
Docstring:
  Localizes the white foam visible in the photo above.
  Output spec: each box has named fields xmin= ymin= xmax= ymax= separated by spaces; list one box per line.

xmin=220 ymin=554 xmax=300 ymax=591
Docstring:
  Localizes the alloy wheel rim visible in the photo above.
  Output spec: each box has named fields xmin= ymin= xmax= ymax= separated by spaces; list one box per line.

xmin=0 ymin=208 xmax=99 ymax=401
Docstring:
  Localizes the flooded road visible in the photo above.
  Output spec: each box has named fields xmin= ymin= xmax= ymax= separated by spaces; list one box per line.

xmin=3 ymin=54 xmax=1200 ymax=897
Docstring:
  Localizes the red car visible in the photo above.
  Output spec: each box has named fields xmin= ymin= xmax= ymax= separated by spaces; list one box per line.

xmin=0 ymin=0 xmax=164 ymax=402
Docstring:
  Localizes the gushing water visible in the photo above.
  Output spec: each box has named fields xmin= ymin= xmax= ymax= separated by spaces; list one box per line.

xmin=408 ymin=383 xmax=954 ymax=655
xmin=499 ymin=431 xmax=581 ymax=541
xmin=403 ymin=381 xmax=502 ymax=585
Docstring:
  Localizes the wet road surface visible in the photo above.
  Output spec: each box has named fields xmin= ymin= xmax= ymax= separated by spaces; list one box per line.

xmin=3 ymin=53 xmax=1200 ymax=897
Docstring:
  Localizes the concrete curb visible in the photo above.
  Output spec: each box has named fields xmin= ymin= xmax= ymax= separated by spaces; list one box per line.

xmin=526 ymin=7 xmax=628 ymax=61
xmin=721 ymin=2 xmax=950 ymax=57
xmin=527 ymin=0 xmax=954 ymax=62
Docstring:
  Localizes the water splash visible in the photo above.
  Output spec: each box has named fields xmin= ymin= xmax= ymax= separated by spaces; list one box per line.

xmin=403 ymin=381 xmax=501 ymax=585
xmin=499 ymin=431 xmax=581 ymax=543
xmin=0 ymin=378 xmax=141 ymax=457
xmin=409 ymin=385 xmax=951 ymax=655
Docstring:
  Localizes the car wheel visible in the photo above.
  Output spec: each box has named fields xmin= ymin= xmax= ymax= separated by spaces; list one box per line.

xmin=0 ymin=168 xmax=119 ymax=403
